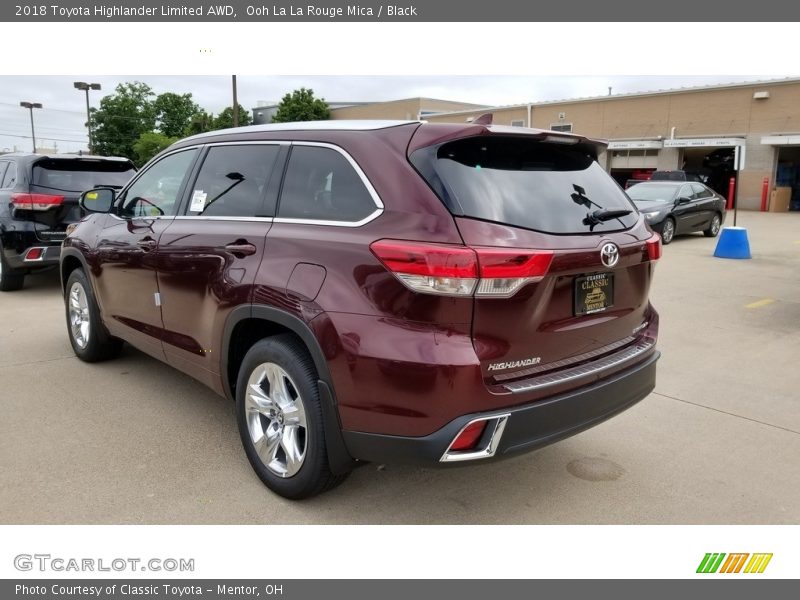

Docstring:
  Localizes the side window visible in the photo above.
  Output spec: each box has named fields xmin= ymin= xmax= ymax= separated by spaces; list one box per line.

xmin=277 ymin=145 xmax=377 ymax=222
xmin=120 ymin=150 xmax=197 ymax=218
xmin=2 ymin=162 xmax=17 ymax=189
xmin=0 ymin=162 xmax=8 ymax=188
xmin=678 ymin=184 xmax=694 ymax=200
xmin=692 ymin=183 xmax=711 ymax=198
xmin=187 ymin=144 xmax=279 ymax=217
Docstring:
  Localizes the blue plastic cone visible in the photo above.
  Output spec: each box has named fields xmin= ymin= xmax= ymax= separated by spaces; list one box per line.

xmin=714 ymin=226 xmax=751 ymax=259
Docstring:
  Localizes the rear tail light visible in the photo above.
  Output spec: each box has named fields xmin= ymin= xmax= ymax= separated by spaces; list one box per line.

xmin=475 ymin=247 xmax=554 ymax=298
xmin=370 ymin=240 xmax=553 ymax=298
xmin=11 ymin=193 xmax=65 ymax=211
xmin=645 ymin=234 xmax=662 ymax=261
xmin=368 ymin=240 xmax=477 ymax=296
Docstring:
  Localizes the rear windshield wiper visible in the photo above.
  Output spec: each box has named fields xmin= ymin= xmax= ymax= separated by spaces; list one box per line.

xmin=583 ymin=208 xmax=632 ymax=227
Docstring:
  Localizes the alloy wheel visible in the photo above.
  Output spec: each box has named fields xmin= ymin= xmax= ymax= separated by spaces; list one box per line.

xmin=661 ymin=220 xmax=675 ymax=244
xmin=68 ymin=282 xmax=91 ymax=349
xmin=245 ymin=362 xmax=308 ymax=478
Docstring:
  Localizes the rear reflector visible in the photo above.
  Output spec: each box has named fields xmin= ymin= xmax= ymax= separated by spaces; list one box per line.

xmin=370 ymin=240 xmax=553 ymax=298
xmin=24 ymin=247 xmax=44 ymax=261
xmin=645 ymin=234 xmax=662 ymax=261
xmin=11 ymin=193 xmax=65 ymax=211
xmin=449 ymin=421 xmax=487 ymax=451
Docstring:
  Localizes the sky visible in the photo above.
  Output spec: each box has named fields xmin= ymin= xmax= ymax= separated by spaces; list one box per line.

xmin=0 ymin=74 xmax=775 ymax=153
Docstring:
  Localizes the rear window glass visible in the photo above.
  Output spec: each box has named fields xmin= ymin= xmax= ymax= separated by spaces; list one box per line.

xmin=649 ymin=171 xmax=685 ymax=181
xmin=626 ymin=184 xmax=679 ymax=203
xmin=32 ymin=159 xmax=136 ymax=193
xmin=412 ymin=136 xmax=637 ymax=234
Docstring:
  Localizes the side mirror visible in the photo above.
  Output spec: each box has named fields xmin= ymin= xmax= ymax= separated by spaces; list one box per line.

xmin=80 ymin=187 xmax=116 ymax=213
xmin=675 ymin=196 xmax=691 ymax=205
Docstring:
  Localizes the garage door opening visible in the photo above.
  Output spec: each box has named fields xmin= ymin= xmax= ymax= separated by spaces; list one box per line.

xmin=681 ymin=147 xmax=736 ymax=197
xmin=609 ymin=149 xmax=659 ymax=189
xmin=775 ymin=146 xmax=800 ymax=211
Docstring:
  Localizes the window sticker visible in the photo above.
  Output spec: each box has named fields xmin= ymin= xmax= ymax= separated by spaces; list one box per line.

xmin=190 ymin=190 xmax=207 ymax=212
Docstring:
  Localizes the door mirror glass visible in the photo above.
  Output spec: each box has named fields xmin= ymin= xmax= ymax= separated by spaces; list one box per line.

xmin=80 ymin=187 xmax=115 ymax=213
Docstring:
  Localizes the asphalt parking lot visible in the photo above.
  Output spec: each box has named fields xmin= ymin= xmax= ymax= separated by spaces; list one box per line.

xmin=1 ymin=211 xmax=799 ymax=524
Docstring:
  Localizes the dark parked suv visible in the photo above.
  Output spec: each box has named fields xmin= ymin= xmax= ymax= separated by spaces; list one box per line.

xmin=61 ymin=120 xmax=661 ymax=499
xmin=0 ymin=153 xmax=136 ymax=291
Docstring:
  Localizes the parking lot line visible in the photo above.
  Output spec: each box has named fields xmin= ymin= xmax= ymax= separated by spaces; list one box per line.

xmin=745 ymin=298 xmax=776 ymax=309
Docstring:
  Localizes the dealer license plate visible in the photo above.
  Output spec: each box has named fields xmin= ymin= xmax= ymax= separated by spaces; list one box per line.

xmin=574 ymin=273 xmax=614 ymax=316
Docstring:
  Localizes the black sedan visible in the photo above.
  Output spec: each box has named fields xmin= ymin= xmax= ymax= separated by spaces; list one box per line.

xmin=626 ymin=181 xmax=726 ymax=244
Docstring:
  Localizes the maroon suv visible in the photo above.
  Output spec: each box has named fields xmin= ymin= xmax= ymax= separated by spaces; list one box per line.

xmin=61 ymin=120 xmax=661 ymax=499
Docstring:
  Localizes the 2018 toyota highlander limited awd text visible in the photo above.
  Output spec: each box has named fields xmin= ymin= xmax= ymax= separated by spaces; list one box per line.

xmin=60 ymin=119 xmax=661 ymax=499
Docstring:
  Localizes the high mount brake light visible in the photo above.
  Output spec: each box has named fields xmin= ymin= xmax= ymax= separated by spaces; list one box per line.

xmin=369 ymin=240 xmax=553 ymax=298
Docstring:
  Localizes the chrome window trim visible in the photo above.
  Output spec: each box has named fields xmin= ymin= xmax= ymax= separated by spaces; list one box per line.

xmin=173 ymin=216 xmax=274 ymax=222
xmin=274 ymin=141 xmax=385 ymax=228
xmin=273 ymin=209 xmax=383 ymax=228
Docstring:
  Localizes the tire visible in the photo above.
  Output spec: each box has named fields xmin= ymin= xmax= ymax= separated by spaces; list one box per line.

xmin=236 ymin=334 xmax=350 ymax=499
xmin=0 ymin=250 xmax=24 ymax=292
xmin=704 ymin=213 xmax=722 ymax=238
xmin=660 ymin=217 xmax=676 ymax=245
xmin=65 ymin=269 xmax=123 ymax=362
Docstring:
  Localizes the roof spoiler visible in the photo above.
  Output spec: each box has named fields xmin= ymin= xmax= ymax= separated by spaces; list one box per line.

xmin=469 ymin=113 xmax=493 ymax=125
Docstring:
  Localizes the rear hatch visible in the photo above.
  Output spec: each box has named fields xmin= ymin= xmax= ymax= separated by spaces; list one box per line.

xmin=410 ymin=130 xmax=660 ymax=398
xmin=13 ymin=157 xmax=136 ymax=243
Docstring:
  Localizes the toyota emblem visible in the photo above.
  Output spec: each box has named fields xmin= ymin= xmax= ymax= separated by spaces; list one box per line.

xmin=600 ymin=243 xmax=619 ymax=268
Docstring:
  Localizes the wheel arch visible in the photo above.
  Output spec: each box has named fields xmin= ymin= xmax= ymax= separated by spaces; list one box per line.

xmin=222 ymin=305 xmax=355 ymax=475
xmin=60 ymin=248 xmax=89 ymax=296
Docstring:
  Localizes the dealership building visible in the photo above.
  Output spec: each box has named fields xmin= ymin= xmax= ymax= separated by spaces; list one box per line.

xmin=255 ymin=78 xmax=800 ymax=211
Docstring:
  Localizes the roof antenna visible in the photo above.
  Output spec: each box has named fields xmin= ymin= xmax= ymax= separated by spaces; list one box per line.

xmin=608 ymin=86 xmax=612 ymax=96
xmin=472 ymin=113 xmax=493 ymax=125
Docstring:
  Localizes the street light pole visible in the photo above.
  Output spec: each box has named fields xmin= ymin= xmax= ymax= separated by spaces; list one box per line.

xmin=73 ymin=81 xmax=101 ymax=153
xmin=19 ymin=101 xmax=42 ymax=153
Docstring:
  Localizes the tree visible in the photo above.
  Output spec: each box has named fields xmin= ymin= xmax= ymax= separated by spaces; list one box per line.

xmin=185 ymin=110 xmax=214 ymax=136
xmin=91 ymin=82 xmax=156 ymax=159
xmin=132 ymin=132 xmax=179 ymax=167
xmin=153 ymin=92 xmax=200 ymax=138
xmin=272 ymin=88 xmax=330 ymax=123
xmin=211 ymin=104 xmax=253 ymax=130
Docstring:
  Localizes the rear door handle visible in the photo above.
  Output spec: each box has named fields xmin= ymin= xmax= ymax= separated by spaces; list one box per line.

xmin=137 ymin=237 xmax=157 ymax=251
xmin=223 ymin=241 xmax=258 ymax=257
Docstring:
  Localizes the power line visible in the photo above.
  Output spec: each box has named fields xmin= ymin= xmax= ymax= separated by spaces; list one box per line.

xmin=0 ymin=101 xmax=85 ymax=115
xmin=0 ymin=131 xmax=88 ymax=143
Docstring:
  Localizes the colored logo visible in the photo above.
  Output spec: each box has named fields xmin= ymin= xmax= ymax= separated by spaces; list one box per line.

xmin=696 ymin=553 xmax=773 ymax=574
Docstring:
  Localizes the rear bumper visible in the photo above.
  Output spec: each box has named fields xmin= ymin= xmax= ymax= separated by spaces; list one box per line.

xmin=1 ymin=228 xmax=61 ymax=269
xmin=342 ymin=350 xmax=658 ymax=465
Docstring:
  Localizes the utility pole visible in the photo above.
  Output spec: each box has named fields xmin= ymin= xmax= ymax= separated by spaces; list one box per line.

xmin=232 ymin=75 xmax=239 ymax=127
